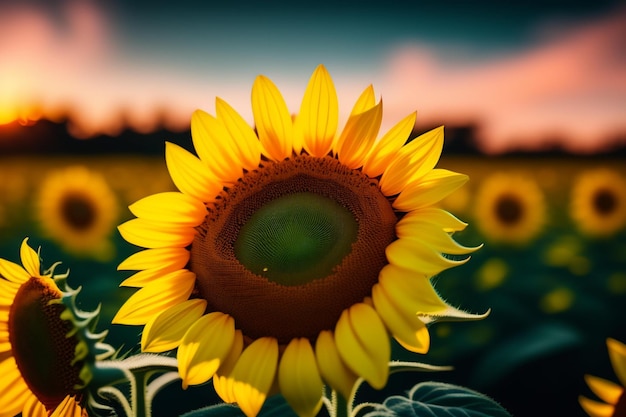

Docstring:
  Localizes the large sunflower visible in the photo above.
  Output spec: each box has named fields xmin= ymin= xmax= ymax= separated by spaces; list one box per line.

xmin=570 ymin=168 xmax=626 ymax=238
xmin=0 ymin=238 xmax=102 ymax=416
xmin=580 ymin=338 xmax=626 ymax=417
xmin=113 ymin=65 xmax=481 ymax=417
xmin=35 ymin=165 xmax=119 ymax=261
xmin=473 ymin=173 xmax=546 ymax=245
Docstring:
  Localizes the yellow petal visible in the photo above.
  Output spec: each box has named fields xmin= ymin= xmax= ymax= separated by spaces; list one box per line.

xmin=0 ymin=279 xmax=20 ymax=306
xmin=607 ymin=338 xmax=626 ymax=387
xmin=299 ymin=64 xmax=338 ymax=157
xmin=0 ymin=258 xmax=29 ymax=284
xmin=279 ymin=338 xmax=324 ymax=417
xmin=129 ymin=192 xmax=206 ymax=227
xmin=49 ymin=396 xmax=84 ymax=417
xmin=0 ymin=357 xmax=32 ymax=416
xmin=191 ymin=110 xmax=244 ymax=184
xmin=142 ymin=299 xmax=207 ymax=352
xmin=336 ymin=100 xmax=383 ymax=169
xmin=362 ymin=112 xmax=416 ymax=178
xmin=349 ymin=84 xmax=376 ymax=116
xmin=378 ymin=263 xmax=449 ymax=314
xmin=578 ymin=396 xmax=615 ymax=417
xmin=252 ymin=75 xmax=293 ymax=161
xmin=112 ymin=270 xmax=195 ymax=325
xmin=118 ymin=218 xmax=196 ymax=249
xmin=178 ymin=312 xmax=236 ymax=388
xmin=584 ymin=375 xmax=623 ymax=405
xmin=215 ymin=97 xmax=262 ymax=171
xmin=19 ymin=238 xmax=40 ymax=278
xmin=386 ymin=238 xmax=469 ymax=277
xmin=213 ymin=329 xmax=244 ymax=404
xmin=118 ymin=247 xmax=190 ymax=271
xmin=335 ymin=303 xmax=390 ymax=390
xmin=121 ymin=265 xmax=187 ymax=287
xmin=372 ymin=283 xmax=430 ymax=354
xmin=314 ymin=330 xmax=358 ymax=400
xmin=165 ymin=141 xmax=222 ymax=203
xmin=396 ymin=219 xmax=480 ymax=255
xmin=393 ymin=169 xmax=469 ymax=212
xmin=230 ymin=337 xmax=279 ymax=417
xmin=379 ymin=126 xmax=444 ymax=196
xmin=22 ymin=395 xmax=47 ymax=417
xmin=400 ymin=208 xmax=468 ymax=233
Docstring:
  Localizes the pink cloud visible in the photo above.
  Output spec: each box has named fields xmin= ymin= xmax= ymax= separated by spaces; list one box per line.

xmin=378 ymin=8 xmax=626 ymax=153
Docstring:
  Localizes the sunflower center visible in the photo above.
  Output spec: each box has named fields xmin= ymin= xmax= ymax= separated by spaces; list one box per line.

xmin=190 ymin=155 xmax=397 ymax=343
xmin=8 ymin=277 xmax=83 ymax=411
xmin=592 ymin=188 xmax=617 ymax=216
xmin=60 ymin=193 xmax=95 ymax=230
xmin=234 ymin=192 xmax=358 ymax=286
xmin=495 ymin=194 xmax=523 ymax=225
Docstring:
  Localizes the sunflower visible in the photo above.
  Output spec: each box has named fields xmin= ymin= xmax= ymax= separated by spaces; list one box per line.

xmin=473 ymin=172 xmax=546 ymax=245
xmin=0 ymin=238 xmax=109 ymax=416
xmin=579 ymin=338 xmax=626 ymax=417
xmin=113 ymin=65 xmax=482 ymax=417
xmin=570 ymin=168 xmax=626 ymax=238
xmin=35 ymin=165 xmax=119 ymax=261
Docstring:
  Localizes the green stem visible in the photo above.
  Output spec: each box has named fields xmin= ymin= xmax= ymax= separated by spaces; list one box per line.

xmin=335 ymin=392 xmax=350 ymax=417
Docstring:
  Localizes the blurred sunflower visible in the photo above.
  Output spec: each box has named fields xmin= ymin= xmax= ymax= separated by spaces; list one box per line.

xmin=579 ymin=338 xmax=626 ymax=417
xmin=473 ymin=173 xmax=545 ymax=245
xmin=570 ymin=168 xmax=626 ymax=238
xmin=114 ymin=64 xmax=483 ymax=417
xmin=0 ymin=238 xmax=112 ymax=416
xmin=35 ymin=165 xmax=119 ymax=261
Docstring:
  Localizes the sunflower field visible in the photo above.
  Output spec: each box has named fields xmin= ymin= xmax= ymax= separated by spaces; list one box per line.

xmin=1 ymin=150 xmax=624 ymax=417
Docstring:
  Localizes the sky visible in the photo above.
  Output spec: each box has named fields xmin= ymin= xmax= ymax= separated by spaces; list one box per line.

xmin=0 ymin=0 xmax=625 ymax=154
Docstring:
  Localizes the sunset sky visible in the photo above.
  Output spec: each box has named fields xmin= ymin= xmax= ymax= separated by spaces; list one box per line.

xmin=0 ymin=0 xmax=624 ymax=154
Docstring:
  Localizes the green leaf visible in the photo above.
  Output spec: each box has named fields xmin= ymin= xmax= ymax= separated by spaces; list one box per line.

xmin=360 ymin=382 xmax=511 ymax=417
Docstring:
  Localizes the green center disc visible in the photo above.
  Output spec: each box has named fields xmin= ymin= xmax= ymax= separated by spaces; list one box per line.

xmin=234 ymin=192 xmax=358 ymax=286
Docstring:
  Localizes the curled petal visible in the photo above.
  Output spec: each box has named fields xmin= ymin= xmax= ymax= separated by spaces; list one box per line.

xmin=215 ymin=97 xmax=262 ymax=171
xmin=142 ymin=299 xmax=207 ymax=353
xmin=19 ymin=238 xmax=40 ymax=278
xmin=372 ymin=283 xmax=430 ymax=354
xmin=314 ymin=330 xmax=358 ymax=400
xmin=178 ymin=312 xmax=236 ymax=388
xmin=393 ymin=169 xmax=469 ymax=212
xmin=129 ymin=192 xmax=206 ymax=227
xmin=385 ymin=238 xmax=470 ymax=277
xmin=400 ymin=208 xmax=468 ymax=233
xmin=252 ymin=75 xmax=293 ymax=161
xmin=229 ymin=337 xmax=279 ymax=417
xmin=396 ymin=219 xmax=481 ymax=255
xmin=112 ymin=271 xmax=195 ymax=325
xmin=118 ymin=219 xmax=196 ymax=249
xmin=379 ymin=126 xmax=444 ymax=196
xmin=49 ymin=396 xmax=84 ymax=417
xmin=335 ymin=303 xmax=390 ymax=390
xmin=377 ymin=264 xmax=449 ymax=315
xmin=279 ymin=338 xmax=324 ymax=417
xmin=165 ymin=142 xmax=222 ymax=203
xmin=299 ymin=64 xmax=338 ymax=157
xmin=22 ymin=395 xmax=47 ymax=417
